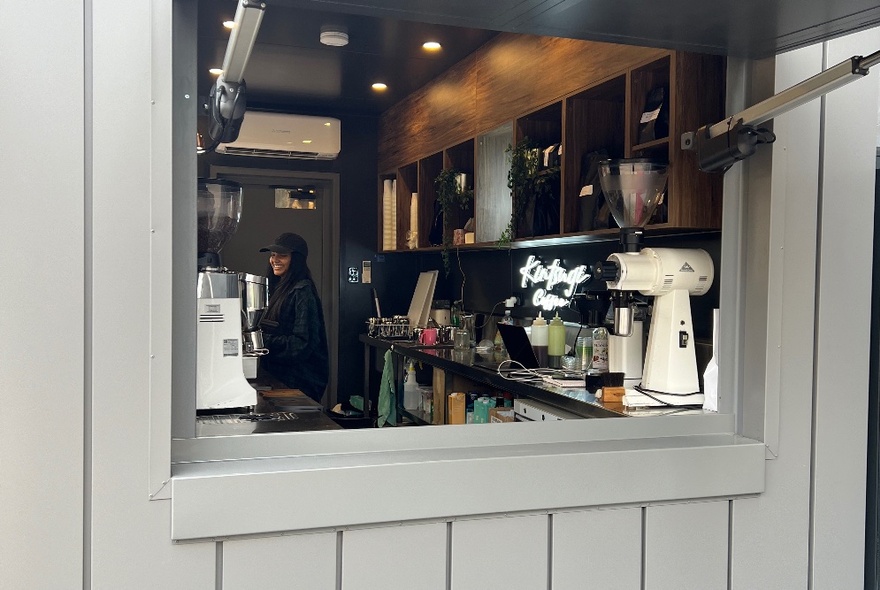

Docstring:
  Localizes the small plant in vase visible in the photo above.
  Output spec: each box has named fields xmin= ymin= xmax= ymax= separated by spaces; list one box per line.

xmin=433 ymin=168 xmax=473 ymax=276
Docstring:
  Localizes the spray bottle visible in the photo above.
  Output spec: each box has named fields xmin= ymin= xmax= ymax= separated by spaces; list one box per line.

xmin=403 ymin=360 xmax=421 ymax=410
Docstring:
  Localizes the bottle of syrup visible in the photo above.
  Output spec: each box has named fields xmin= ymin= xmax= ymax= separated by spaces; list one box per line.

xmin=530 ymin=313 xmax=549 ymax=367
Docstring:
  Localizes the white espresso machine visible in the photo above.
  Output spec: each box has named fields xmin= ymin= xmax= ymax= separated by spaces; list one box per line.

xmin=196 ymin=179 xmax=268 ymax=411
xmin=594 ymin=159 xmax=714 ymax=406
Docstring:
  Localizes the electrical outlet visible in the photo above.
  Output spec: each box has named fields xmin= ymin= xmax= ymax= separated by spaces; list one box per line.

xmin=347 ymin=267 xmax=359 ymax=283
xmin=362 ymin=261 xmax=372 ymax=283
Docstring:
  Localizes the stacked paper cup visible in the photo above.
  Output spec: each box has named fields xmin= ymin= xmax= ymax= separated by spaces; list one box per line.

xmin=382 ymin=179 xmax=397 ymax=249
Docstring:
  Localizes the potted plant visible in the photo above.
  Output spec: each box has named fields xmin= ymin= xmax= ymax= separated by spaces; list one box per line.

xmin=499 ymin=137 xmax=560 ymax=246
xmin=433 ymin=168 xmax=473 ymax=275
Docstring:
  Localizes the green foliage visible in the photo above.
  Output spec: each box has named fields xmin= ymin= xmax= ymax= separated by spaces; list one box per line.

xmin=499 ymin=137 xmax=560 ymax=246
xmin=434 ymin=168 xmax=474 ymax=276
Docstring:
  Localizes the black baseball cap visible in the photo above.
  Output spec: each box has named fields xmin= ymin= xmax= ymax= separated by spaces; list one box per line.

xmin=259 ymin=232 xmax=309 ymax=257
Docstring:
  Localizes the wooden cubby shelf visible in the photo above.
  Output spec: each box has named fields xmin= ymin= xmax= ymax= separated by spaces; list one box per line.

xmin=377 ymin=39 xmax=725 ymax=253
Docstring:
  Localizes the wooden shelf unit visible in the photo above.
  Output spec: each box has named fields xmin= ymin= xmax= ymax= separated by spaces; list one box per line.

xmin=377 ymin=47 xmax=725 ymax=253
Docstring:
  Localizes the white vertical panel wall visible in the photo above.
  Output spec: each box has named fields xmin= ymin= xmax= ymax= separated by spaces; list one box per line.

xmin=552 ymin=507 xmax=642 ymax=590
xmin=218 ymin=504 xmax=732 ymax=589
xmin=810 ymin=28 xmax=878 ymax=589
xmin=729 ymin=30 xmax=880 ymax=590
xmin=343 ymin=522 xmax=447 ymax=590
xmin=87 ymin=0 xmax=215 ymax=586
xmin=452 ymin=514 xmax=549 ymax=590
xmin=645 ymin=501 xmax=729 ymax=590
xmin=728 ymin=44 xmax=821 ymax=589
xmin=224 ymin=532 xmax=337 ymax=590
xmin=0 ymin=1 xmax=85 ymax=588
xmin=5 ymin=0 xmax=878 ymax=585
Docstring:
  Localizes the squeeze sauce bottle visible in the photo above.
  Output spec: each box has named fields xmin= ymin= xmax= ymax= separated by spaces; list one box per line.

xmin=548 ymin=313 xmax=565 ymax=369
xmin=530 ymin=313 xmax=549 ymax=368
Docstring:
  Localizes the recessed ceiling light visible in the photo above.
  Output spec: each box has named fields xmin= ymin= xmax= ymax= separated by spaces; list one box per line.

xmin=372 ymin=82 xmax=388 ymax=91
xmin=223 ymin=20 xmax=236 ymax=29
xmin=324 ymin=122 xmax=332 ymax=127
xmin=320 ymin=26 xmax=349 ymax=47
xmin=303 ymin=139 xmax=313 ymax=144
xmin=422 ymin=41 xmax=442 ymax=51
xmin=208 ymin=68 xmax=223 ymax=75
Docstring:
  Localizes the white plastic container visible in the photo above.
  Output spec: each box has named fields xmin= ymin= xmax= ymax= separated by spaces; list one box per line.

xmin=403 ymin=361 xmax=421 ymax=410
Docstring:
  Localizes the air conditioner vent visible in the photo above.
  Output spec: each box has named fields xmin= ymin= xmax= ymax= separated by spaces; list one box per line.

xmin=220 ymin=147 xmax=335 ymax=160
xmin=216 ymin=111 xmax=341 ymax=160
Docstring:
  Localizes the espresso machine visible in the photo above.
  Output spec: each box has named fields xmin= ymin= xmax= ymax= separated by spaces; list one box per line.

xmin=593 ymin=159 xmax=714 ymax=406
xmin=196 ymin=179 xmax=268 ymax=411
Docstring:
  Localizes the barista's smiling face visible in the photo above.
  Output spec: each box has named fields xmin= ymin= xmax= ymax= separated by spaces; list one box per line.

xmin=269 ymin=251 xmax=291 ymax=277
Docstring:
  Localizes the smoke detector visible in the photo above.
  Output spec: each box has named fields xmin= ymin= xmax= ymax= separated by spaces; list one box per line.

xmin=320 ymin=26 xmax=349 ymax=47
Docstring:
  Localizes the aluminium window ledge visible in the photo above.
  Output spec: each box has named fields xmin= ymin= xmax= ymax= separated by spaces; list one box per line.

xmin=170 ymin=414 xmax=765 ymax=541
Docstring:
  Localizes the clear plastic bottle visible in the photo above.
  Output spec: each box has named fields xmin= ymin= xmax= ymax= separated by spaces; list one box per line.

xmin=591 ymin=325 xmax=609 ymax=372
xmin=530 ymin=312 xmax=549 ymax=367
xmin=548 ymin=313 xmax=565 ymax=368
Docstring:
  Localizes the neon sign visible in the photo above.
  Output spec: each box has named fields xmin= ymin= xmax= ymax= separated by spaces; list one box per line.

xmin=519 ymin=255 xmax=590 ymax=311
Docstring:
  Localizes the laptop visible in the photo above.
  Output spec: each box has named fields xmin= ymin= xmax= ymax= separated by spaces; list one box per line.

xmin=473 ymin=323 xmax=540 ymax=371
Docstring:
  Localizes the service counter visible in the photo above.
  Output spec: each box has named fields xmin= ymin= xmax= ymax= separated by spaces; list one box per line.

xmin=195 ymin=379 xmax=342 ymax=437
xmin=359 ymin=334 xmax=707 ymax=424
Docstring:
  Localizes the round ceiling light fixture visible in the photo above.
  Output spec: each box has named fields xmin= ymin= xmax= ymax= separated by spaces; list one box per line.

xmin=320 ymin=26 xmax=349 ymax=47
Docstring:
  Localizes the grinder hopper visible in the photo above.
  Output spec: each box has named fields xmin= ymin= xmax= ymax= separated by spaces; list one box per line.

xmin=198 ymin=178 xmax=243 ymax=269
xmin=598 ymin=158 xmax=668 ymax=249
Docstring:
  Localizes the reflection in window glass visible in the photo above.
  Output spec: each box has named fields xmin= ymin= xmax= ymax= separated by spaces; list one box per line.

xmin=275 ymin=187 xmax=318 ymax=209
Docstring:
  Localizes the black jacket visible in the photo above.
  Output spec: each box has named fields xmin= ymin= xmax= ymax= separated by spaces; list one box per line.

xmin=260 ymin=279 xmax=329 ymax=403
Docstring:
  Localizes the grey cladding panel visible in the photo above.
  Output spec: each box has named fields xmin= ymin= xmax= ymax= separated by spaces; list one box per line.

xmin=342 ymin=522 xmax=447 ymax=590
xmin=644 ymin=501 xmax=729 ymax=590
xmin=552 ymin=507 xmax=642 ymax=590
xmin=223 ymin=532 xmax=337 ymax=590
xmin=452 ymin=515 xmax=549 ymax=590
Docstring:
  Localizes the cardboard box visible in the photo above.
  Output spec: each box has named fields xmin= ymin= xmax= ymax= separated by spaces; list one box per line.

xmin=489 ymin=407 xmax=516 ymax=423
xmin=447 ymin=392 xmax=466 ymax=424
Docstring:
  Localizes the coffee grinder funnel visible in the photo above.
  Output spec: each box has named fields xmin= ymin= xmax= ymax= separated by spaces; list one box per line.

xmin=198 ymin=178 xmax=243 ymax=269
xmin=598 ymin=159 xmax=668 ymax=233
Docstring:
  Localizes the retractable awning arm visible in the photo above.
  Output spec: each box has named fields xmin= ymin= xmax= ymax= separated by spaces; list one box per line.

xmin=682 ymin=49 xmax=880 ymax=173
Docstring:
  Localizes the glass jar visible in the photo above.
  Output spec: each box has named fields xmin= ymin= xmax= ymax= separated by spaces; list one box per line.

xmin=576 ymin=335 xmax=593 ymax=371
xmin=453 ymin=328 xmax=471 ymax=350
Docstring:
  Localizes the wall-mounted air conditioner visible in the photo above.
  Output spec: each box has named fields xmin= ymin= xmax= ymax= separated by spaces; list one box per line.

xmin=216 ymin=111 xmax=341 ymax=160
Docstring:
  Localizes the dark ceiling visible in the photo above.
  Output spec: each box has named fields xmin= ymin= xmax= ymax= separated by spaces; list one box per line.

xmin=198 ymin=1 xmax=499 ymax=115
xmin=199 ymin=0 xmax=880 ymax=116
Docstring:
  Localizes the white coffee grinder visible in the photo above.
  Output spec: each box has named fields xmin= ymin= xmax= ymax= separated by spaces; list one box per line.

xmin=593 ymin=159 xmax=714 ymax=406
xmin=196 ymin=179 xmax=268 ymax=411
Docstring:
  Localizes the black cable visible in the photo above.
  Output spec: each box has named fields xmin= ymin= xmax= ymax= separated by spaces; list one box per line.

xmin=632 ymin=384 xmax=703 ymax=407
xmin=476 ymin=300 xmax=506 ymax=329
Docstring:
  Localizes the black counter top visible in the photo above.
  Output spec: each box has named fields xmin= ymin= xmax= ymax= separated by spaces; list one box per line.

xmin=361 ymin=335 xmax=629 ymax=419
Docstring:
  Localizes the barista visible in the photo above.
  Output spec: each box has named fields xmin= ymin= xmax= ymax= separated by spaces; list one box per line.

xmin=258 ymin=232 xmax=329 ymax=404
